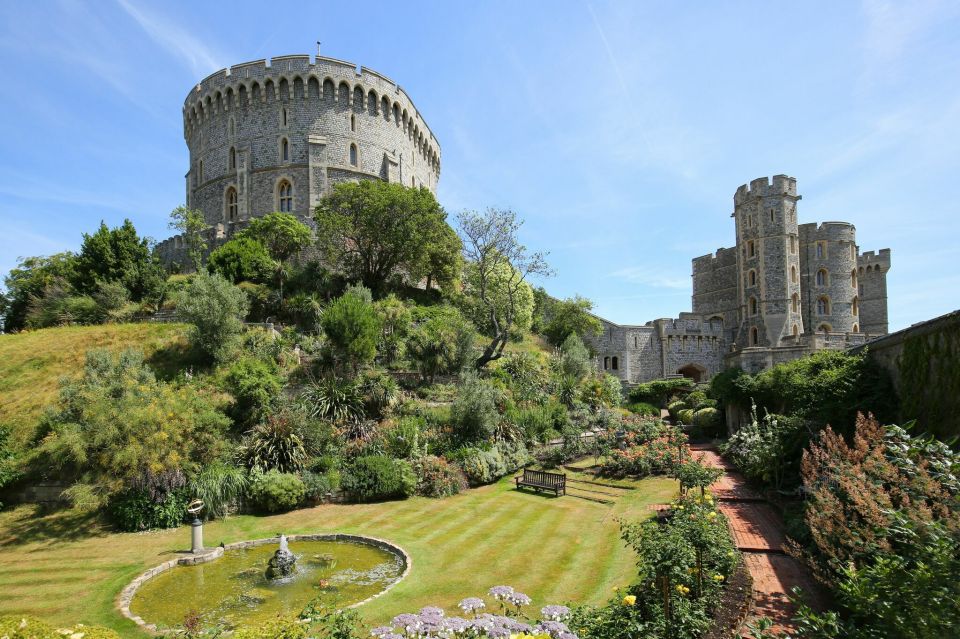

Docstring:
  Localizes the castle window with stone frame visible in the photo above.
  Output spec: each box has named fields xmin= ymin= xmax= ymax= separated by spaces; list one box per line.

xmin=229 ymin=146 xmax=236 ymax=171
xmin=816 ymin=241 xmax=826 ymax=258
xmin=226 ymin=187 xmax=238 ymax=222
xmin=228 ymin=117 xmax=236 ymax=138
xmin=748 ymin=240 xmax=756 ymax=258
xmin=791 ymin=265 xmax=798 ymax=283
xmin=817 ymin=296 xmax=830 ymax=315
xmin=852 ymin=323 xmax=859 ymax=333
xmin=792 ymin=324 xmax=800 ymax=337
xmin=603 ymin=357 xmax=609 ymax=370
xmin=349 ymin=143 xmax=358 ymax=167
xmin=280 ymin=137 xmax=290 ymax=162
xmin=611 ymin=357 xmax=619 ymax=370
xmin=791 ymin=293 xmax=800 ymax=313
xmin=277 ymin=179 xmax=293 ymax=213
xmin=750 ymin=327 xmax=759 ymax=346
xmin=769 ymin=208 xmax=775 ymax=222
xmin=748 ymin=270 xmax=757 ymax=287
xmin=816 ymin=269 xmax=829 ymax=286
xmin=852 ymin=297 xmax=859 ymax=316
xmin=790 ymin=236 xmax=797 ymax=254
xmin=351 ymin=114 xmax=356 ymax=132
xmin=281 ymin=107 xmax=288 ymax=128
xmin=749 ymin=296 xmax=758 ymax=316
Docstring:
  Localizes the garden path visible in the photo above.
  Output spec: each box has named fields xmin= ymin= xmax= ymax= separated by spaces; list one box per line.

xmin=689 ymin=444 xmax=824 ymax=637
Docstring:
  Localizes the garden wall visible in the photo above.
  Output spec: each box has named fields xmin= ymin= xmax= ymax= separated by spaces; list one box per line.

xmin=854 ymin=308 xmax=960 ymax=439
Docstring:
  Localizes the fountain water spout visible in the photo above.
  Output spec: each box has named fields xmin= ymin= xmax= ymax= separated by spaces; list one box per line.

xmin=266 ymin=533 xmax=297 ymax=580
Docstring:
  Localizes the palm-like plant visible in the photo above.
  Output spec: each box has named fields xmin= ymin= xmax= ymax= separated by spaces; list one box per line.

xmin=300 ymin=375 xmax=365 ymax=424
xmin=237 ymin=413 xmax=308 ymax=473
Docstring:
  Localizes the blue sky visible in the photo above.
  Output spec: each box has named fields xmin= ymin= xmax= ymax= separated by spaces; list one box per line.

xmin=1 ymin=1 xmax=958 ymax=332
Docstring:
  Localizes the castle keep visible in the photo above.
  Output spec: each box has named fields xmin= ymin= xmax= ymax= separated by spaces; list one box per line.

xmin=158 ymin=54 xmax=440 ymax=265
xmin=584 ymin=175 xmax=891 ymax=382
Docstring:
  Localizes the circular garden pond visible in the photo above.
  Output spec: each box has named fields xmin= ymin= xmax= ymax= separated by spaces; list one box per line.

xmin=128 ymin=537 xmax=406 ymax=631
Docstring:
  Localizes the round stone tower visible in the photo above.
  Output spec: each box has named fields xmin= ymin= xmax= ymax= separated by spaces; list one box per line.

xmin=798 ymin=221 xmax=859 ymax=334
xmin=732 ymin=175 xmax=805 ymax=348
xmin=158 ymin=54 xmax=441 ymax=266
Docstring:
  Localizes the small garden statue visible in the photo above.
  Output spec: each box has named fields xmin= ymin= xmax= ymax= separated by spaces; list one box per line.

xmin=266 ymin=534 xmax=296 ymax=580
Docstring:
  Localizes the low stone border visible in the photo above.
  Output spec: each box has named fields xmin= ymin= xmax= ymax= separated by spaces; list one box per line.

xmin=117 ymin=533 xmax=411 ymax=634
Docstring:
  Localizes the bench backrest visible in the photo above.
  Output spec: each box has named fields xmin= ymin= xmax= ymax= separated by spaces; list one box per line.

xmin=522 ymin=468 xmax=566 ymax=488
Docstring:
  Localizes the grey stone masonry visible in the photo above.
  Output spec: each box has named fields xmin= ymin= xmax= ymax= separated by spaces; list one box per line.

xmin=157 ymin=54 xmax=440 ymax=268
xmin=588 ymin=175 xmax=892 ymax=384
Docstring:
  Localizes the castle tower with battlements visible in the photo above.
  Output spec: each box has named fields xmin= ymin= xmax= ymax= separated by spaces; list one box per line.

xmin=157 ymin=54 xmax=440 ymax=267
xmin=586 ymin=175 xmax=892 ymax=381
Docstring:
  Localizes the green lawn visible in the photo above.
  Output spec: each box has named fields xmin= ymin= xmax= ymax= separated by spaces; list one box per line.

xmin=0 ymin=472 xmax=677 ymax=637
xmin=0 ymin=323 xmax=193 ymax=445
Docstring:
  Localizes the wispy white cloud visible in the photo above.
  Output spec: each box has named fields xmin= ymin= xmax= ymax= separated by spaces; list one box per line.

xmin=114 ymin=0 xmax=224 ymax=77
xmin=607 ymin=266 xmax=690 ymax=290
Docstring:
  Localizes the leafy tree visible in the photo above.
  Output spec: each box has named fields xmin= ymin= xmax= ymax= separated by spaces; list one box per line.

xmin=320 ymin=289 xmax=382 ymax=374
xmin=32 ymin=349 xmax=229 ymax=510
xmin=450 ymin=373 xmax=504 ymax=441
xmin=178 ymin=273 xmax=250 ymax=364
xmin=208 ymin=236 xmax=275 ymax=284
xmin=239 ymin=212 xmax=313 ymax=299
xmin=169 ymin=206 xmax=209 ymax=272
xmin=556 ymin=333 xmax=593 ymax=380
xmin=458 ymin=208 xmax=552 ymax=368
xmin=222 ymin=357 xmax=282 ymax=429
xmin=73 ymin=219 xmax=166 ymax=302
xmin=1 ymin=252 xmax=78 ymax=331
xmin=314 ymin=181 xmax=460 ymax=292
xmin=542 ymin=295 xmax=602 ymax=346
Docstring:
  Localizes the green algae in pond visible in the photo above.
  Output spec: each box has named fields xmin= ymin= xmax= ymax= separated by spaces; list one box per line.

xmin=130 ymin=540 xmax=402 ymax=631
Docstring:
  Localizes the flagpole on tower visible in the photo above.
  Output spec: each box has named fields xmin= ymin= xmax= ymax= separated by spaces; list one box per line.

xmin=317 ymin=41 xmax=321 ymax=57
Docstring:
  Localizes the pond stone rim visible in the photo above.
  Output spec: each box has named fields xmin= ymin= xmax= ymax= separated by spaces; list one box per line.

xmin=116 ymin=532 xmax=412 ymax=634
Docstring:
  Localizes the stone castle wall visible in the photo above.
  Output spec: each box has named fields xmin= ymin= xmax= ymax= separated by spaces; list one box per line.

xmin=157 ymin=54 xmax=440 ymax=267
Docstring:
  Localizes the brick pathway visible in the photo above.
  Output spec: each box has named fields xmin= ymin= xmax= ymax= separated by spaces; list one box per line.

xmin=690 ymin=444 xmax=824 ymax=636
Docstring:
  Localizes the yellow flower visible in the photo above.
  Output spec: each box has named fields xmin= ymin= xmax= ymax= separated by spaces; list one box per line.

xmin=675 ymin=585 xmax=690 ymax=595
xmin=707 ymin=512 xmax=718 ymax=520
xmin=622 ymin=595 xmax=636 ymax=606
xmin=713 ymin=574 xmax=725 ymax=582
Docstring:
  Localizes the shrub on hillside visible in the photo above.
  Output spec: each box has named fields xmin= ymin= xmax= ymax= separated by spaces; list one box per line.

xmin=406 ymin=305 xmax=476 ymax=381
xmin=109 ymin=489 xmax=188 ymax=532
xmin=222 ymin=357 xmax=282 ymax=429
xmin=237 ymin=412 xmax=308 ymax=473
xmin=177 ymin=273 xmax=250 ymax=364
xmin=676 ymin=408 xmax=695 ymax=424
xmin=450 ymin=374 xmax=503 ymax=441
xmin=451 ymin=441 xmax=530 ymax=486
xmin=413 ymin=455 xmax=468 ymax=498
xmin=357 ymin=369 xmax=399 ymax=419
xmin=301 ymin=469 xmax=340 ymax=504
xmin=248 ymin=470 xmax=305 ymax=513
xmin=341 ymin=455 xmax=415 ymax=502
xmin=626 ymin=401 xmax=660 ymax=417
xmin=321 ymin=289 xmax=381 ymax=373
xmin=301 ymin=375 xmax=365 ymax=424
xmin=580 ymin=374 xmax=622 ymax=408
xmin=556 ymin=333 xmax=592 ymax=380
xmin=187 ymin=462 xmax=248 ymax=520
xmin=667 ymin=400 xmax=688 ymax=420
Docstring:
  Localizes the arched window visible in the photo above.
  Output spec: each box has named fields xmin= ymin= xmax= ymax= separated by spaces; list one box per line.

xmin=851 ymin=270 xmax=857 ymax=287
xmin=229 ymin=147 xmax=236 ymax=170
xmin=226 ymin=187 xmax=238 ymax=221
xmin=792 ymin=324 xmax=799 ymax=337
xmin=816 ymin=269 xmax=828 ymax=286
xmin=611 ymin=357 xmax=619 ymax=370
xmin=277 ymin=180 xmax=293 ymax=212
xmin=791 ymin=293 xmax=799 ymax=313
xmin=817 ymin=297 xmax=830 ymax=315
xmin=350 ymin=114 xmax=356 ymax=132
xmin=749 ymin=297 xmax=758 ymax=316
xmin=747 ymin=240 xmax=756 ymax=257
xmin=816 ymin=242 xmax=825 ymax=258
xmin=791 ymin=265 xmax=798 ymax=283
xmin=603 ymin=357 xmax=609 ymax=370
xmin=281 ymin=138 xmax=289 ymax=162
xmin=748 ymin=270 xmax=757 ymax=286
xmin=349 ymin=143 xmax=358 ymax=167
xmin=852 ymin=297 xmax=859 ymax=316
xmin=852 ymin=324 xmax=860 ymax=333
xmin=228 ymin=117 xmax=235 ymax=137
xmin=281 ymin=107 xmax=288 ymax=127
xmin=750 ymin=327 xmax=759 ymax=346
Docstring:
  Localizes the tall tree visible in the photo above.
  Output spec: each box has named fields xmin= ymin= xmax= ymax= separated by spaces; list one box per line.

xmin=72 ymin=219 xmax=165 ymax=302
xmin=169 ymin=206 xmax=209 ymax=273
xmin=457 ymin=208 xmax=552 ymax=368
xmin=314 ymin=181 xmax=461 ymax=292
xmin=542 ymin=294 xmax=603 ymax=346
xmin=238 ymin=212 xmax=313 ymax=300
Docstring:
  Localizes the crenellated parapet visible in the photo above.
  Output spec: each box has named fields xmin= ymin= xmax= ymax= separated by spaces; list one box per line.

xmin=733 ymin=174 xmax=799 ymax=206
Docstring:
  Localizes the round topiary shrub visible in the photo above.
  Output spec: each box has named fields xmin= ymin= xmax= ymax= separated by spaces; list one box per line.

xmin=667 ymin=400 xmax=688 ymax=420
xmin=248 ymin=470 xmax=306 ymax=513
xmin=627 ymin=401 xmax=660 ymax=417
xmin=677 ymin=408 xmax=695 ymax=425
xmin=341 ymin=455 xmax=415 ymax=503
xmin=693 ymin=407 xmax=722 ymax=435
xmin=686 ymin=390 xmax=709 ymax=409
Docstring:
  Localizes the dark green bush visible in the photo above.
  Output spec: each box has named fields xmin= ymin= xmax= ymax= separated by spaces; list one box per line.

xmin=692 ymin=407 xmax=722 ymax=436
xmin=110 ymin=489 xmax=188 ymax=531
xmin=222 ymin=357 xmax=282 ymax=429
xmin=301 ymin=470 xmax=339 ymax=503
xmin=341 ymin=455 xmax=415 ymax=502
xmin=237 ymin=412 xmax=308 ymax=473
xmin=450 ymin=374 xmax=503 ymax=441
xmin=628 ymin=378 xmax=694 ymax=407
xmin=248 ymin=470 xmax=305 ymax=513
xmin=626 ymin=401 xmax=660 ymax=417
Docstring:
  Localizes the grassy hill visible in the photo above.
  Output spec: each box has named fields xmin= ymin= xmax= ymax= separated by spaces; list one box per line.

xmin=0 ymin=323 xmax=192 ymax=445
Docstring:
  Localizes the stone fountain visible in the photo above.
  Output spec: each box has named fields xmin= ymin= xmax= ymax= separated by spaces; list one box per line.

xmin=265 ymin=534 xmax=296 ymax=580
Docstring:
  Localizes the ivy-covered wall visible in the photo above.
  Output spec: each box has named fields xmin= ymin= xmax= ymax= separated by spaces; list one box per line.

xmin=864 ymin=310 xmax=960 ymax=440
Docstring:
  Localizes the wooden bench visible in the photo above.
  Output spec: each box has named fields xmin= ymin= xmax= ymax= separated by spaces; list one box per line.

xmin=515 ymin=468 xmax=566 ymax=496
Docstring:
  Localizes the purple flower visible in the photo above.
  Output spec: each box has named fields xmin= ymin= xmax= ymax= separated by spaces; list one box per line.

xmin=458 ymin=597 xmax=486 ymax=613
xmin=506 ymin=591 xmax=531 ymax=607
xmin=420 ymin=607 xmax=445 ymax=618
xmin=441 ymin=617 xmax=471 ymax=634
xmin=391 ymin=613 xmax=422 ymax=633
xmin=557 ymin=633 xmax=578 ymax=639
xmin=371 ymin=627 xmax=394 ymax=638
xmin=488 ymin=585 xmax=514 ymax=600
xmin=536 ymin=621 xmax=572 ymax=638
xmin=540 ymin=605 xmax=571 ymax=621
xmin=486 ymin=627 xmax=511 ymax=639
